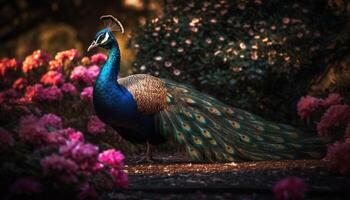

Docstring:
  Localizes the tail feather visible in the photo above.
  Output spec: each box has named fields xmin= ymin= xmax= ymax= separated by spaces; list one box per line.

xmin=156 ymin=79 xmax=329 ymax=162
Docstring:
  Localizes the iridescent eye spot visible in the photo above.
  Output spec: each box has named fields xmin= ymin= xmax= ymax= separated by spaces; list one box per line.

xmin=195 ymin=114 xmax=206 ymax=123
xmin=208 ymin=107 xmax=222 ymax=116
xmin=230 ymin=121 xmax=240 ymax=129
xmin=181 ymin=122 xmax=191 ymax=131
xmin=176 ymin=131 xmax=185 ymax=142
xmin=201 ymin=129 xmax=211 ymax=138
xmin=240 ymin=134 xmax=250 ymax=142
xmin=225 ymin=145 xmax=235 ymax=154
xmin=209 ymin=138 xmax=217 ymax=145
xmin=254 ymin=124 xmax=264 ymax=131
xmin=224 ymin=107 xmax=234 ymax=115
xmin=192 ymin=136 xmax=203 ymax=145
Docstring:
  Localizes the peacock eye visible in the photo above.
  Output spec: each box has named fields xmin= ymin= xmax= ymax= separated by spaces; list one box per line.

xmin=100 ymin=32 xmax=110 ymax=44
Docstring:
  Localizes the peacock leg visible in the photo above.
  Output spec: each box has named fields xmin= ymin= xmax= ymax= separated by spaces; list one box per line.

xmin=136 ymin=142 xmax=155 ymax=163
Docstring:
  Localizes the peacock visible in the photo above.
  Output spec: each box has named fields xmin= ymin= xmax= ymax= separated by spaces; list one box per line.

xmin=88 ymin=15 xmax=330 ymax=162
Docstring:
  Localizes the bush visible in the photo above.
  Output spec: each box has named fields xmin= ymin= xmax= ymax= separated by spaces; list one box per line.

xmin=0 ymin=49 xmax=129 ymax=199
xmin=131 ymin=0 xmax=346 ymax=123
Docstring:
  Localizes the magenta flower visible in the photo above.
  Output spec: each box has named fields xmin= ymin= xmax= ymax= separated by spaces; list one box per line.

xmin=0 ymin=127 xmax=14 ymax=152
xmin=12 ymin=77 xmax=28 ymax=91
xmin=70 ymin=66 xmax=94 ymax=85
xmin=22 ymin=50 xmax=50 ymax=73
xmin=19 ymin=115 xmax=48 ymax=146
xmin=88 ymin=65 xmax=100 ymax=81
xmin=80 ymin=86 xmax=93 ymax=102
xmin=24 ymin=84 xmax=44 ymax=102
xmin=39 ymin=113 xmax=62 ymax=129
xmin=320 ymin=93 xmax=342 ymax=107
xmin=91 ymin=53 xmax=107 ymax=65
xmin=41 ymin=154 xmax=79 ymax=183
xmin=109 ymin=168 xmax=129 ymax=188
xmin=40 ymin=70 xmax=65 ymax=86
xmin=67 ymin=129 xmax=85 ymax=142
xmin=98 ymin=149 xmax=125 ymax=168
xmin=48 ymin=59 xmax=63 ymax=71
xmin=10 ymin=178 xmax=42 ymax=196
xmin=55 ymin=49 xmax=80 ymax=63
xmin=273 ymin=176 xmax=306 ymax=200
xmin=345 ymin=123 xmax=350 ymax=144
xmin=297 ymin=95 xmax=321 ymax=120
xmin=59 ymin=141 xmax=99 ymax=175
xmin=39 ymin=86 xmax=63 ymax=101
xmin=87 ymin=115 xmax=106 ymax=135
xmin=0 ymin=58 xmax=18 ymax=77
xmin=323 ymin=142 xmax=350 ymax=175
xmin=61 ymin=83 xmax=77 ymax=96
xmin=317 ymin=104 xmax=350 ymax=136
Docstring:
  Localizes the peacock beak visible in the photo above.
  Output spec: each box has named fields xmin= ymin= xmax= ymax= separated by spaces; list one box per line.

xmin=87 ymin=41 xmax=98 ymax=52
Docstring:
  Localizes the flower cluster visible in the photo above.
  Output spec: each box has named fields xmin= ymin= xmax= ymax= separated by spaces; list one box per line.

xmin=273 ymin=176 xmax=307 ymax=200
xmin=22 ymin=50 xmax=50 ymax=74
xmin=297 ymin=93 xmax=350 ymax=174
xmin=0 ymin=49 xmax=127 ymax=198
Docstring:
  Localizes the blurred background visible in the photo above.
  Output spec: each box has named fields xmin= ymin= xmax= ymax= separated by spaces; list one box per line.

xmin=0 ymin=0 xmax=162 ymax=73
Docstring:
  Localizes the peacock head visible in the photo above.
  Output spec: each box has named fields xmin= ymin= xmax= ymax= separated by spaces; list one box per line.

xmin=87 ymin=15 xmax=124 ymax=52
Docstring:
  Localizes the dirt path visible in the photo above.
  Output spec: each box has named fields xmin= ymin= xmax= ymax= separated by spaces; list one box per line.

xmin=108 ymin=153 xmax=349 ymax=200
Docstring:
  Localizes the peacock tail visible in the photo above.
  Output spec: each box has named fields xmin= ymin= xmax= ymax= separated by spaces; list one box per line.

xmin=155 ymin=79 xmax=330 ymax=162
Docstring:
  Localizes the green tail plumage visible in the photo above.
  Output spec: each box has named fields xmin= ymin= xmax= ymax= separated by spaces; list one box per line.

xmin=156 ymin=79 xmax=330 ymax=162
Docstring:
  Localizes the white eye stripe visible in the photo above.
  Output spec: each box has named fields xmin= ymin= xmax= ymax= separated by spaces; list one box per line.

xmin=100 ymin=32 xmax=109 ymax=44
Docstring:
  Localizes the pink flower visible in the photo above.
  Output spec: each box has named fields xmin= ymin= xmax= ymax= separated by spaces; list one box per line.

xmin=88 ymin=65 xmax=100 ymax=81
xmin=39 ymin=86 xmax=63 ymax=101
xmin=87 ymin=115 xmax=106 ymax=135
xmin=45 ymin=131 xmax=67 ymax=146
xmin=24 ymin=84 xmax=43 ymax=102
xmin=39 ymin=113 xmax=62 ymax=129
xmin=320 ymin=93 xmax=342 ymax=107
xmin=273 ymin=176 xmax=306 ymax=200
xmin=80 ymin=86 xmax=93 ymax=102
xmin=317 ymin=104 xmax=350 ymax=136
xmin=40 ymin=71 xmax=65 ymax=86
xmin=22 ymin=50 xmax=50 ymax=73
xmin=59 ymin=141 xmax=99 ymax=175
xmin=323 ymin=142 xmax=350 ymax=175
xmin=297 ymin=95 xmax=321 ymax=120
xmin=0 ymin=127 xmax=14 ymax=152
xmin=10 ymin=178 xmax=42 ymax=195
xmin=55 ymin=49 xmax=80 ymax=63
xmin=109 ymin=168 xmax=129 ymax=188
xmin=0 ymin=58 xmax=18 ymax=77
xmin=12 ymin=77 xmax=28 ymax=90
xmin=67 ymin=129 xmax=85 ymax=142
xmin=70 ymin=66 xmax=94 ymax=85
xmin=61 ymin=83 xmax=77 ymax=95
xmin=48 ymin=59 xmax=63 ymax=71
xmin=41 ymin=154 xmax=78 ymax=183
xmin=91 ymin=53 xmax=107 ymax=65
xmin=98 ymin=149 xmax=125 ymax=168
xmin=19 ymin=115 xmax=48 ymax=145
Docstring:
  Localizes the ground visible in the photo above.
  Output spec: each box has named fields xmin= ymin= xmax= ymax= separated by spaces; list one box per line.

xmin=107 ymin=152 xmax=350 ymax=199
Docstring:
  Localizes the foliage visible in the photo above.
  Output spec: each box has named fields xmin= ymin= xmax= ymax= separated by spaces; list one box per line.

xmin=131 ymin=0 xmax=347 ymax=123
xmin=0 ymin=49 xmax=129 ymax=199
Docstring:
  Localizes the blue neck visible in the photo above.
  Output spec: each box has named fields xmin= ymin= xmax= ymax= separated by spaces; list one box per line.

xmin=98 ymin=42 xmax=120 ymax=84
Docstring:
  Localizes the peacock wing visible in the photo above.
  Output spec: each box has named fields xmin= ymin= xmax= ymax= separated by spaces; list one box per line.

xmin=156 ymin=79 xmax=330 ymax=162
xmin=118 ymin=74 xmax=168 ymax=115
